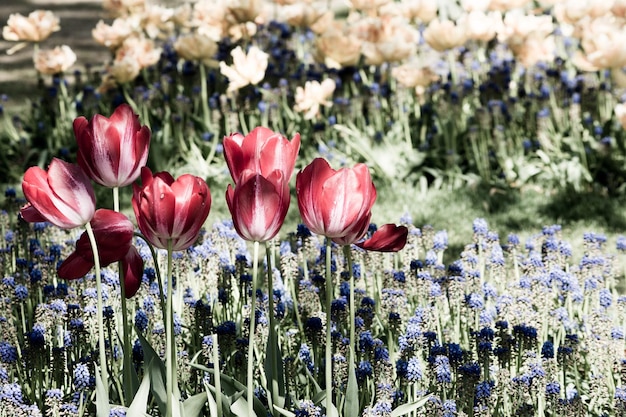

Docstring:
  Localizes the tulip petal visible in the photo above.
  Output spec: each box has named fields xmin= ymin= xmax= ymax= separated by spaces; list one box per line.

xmin=122 ymin=246 xmax=143 ymax=298
xmin=296 ymin=158 xmax=336 ymax=236
xmin=22 ymin=159 xmax=95 ymax=229
xmin=227 ymin=171 xmax=288 ymax=242
xmin=19 ymin=203 xmax=48 ymax=223
xmin=355 ymin=224 xmax=408 ymax=252
xmin=57 ymin=251 xmax=95 ymax=280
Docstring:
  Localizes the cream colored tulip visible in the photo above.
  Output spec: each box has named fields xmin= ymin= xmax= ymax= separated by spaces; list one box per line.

xmin=399 ymin=0 xmax=438 ymax=23
xmin=554 ymin=0 xmax=613 ymax=24
xmin=391 ymin=61 xmax=439 ymax=93
xmin=461 ymin=0 xmax=492 ymax=12
xmin=2 ymin=10 xmax=60 ymax=42
xmin=108 ymin=54 xmax=142 ymax=84
xmin=92 ymin=17 xmax=137 ymax=49
xmin=174 ymin=33 xmax=218 ymax=65
xmin=34 ymin=45 xmax=76 ymax=75
xmin=458 ymin=10 xmax=502 ymax=42
xmin=219 ymin=46 xmax=269 ymax=93
xmin=488 ymin=0 xmax=531 ymax=11
xmin=498 ymin=10 xmax=553 ymax=47
xmin=115 ymin=36 xmax=161 ymax=69
xmin=294 ymin=79 xmax=336 ymax=120
xmin=579 ymin=16 xmax=626 ymax=69
xmin=139 ymin=5 xmax=175 ymax=39
xmin=352 ymin=16 xmax=420 ymax=65
xmin=102 ymin=0 xmax=146 ymax=16
xmin=423 ymin=19 xmax=467 ymax=51
xmin=314 ymin=25 xmax=362 ymax=69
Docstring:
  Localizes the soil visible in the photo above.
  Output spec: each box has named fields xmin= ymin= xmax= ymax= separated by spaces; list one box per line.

xmin=0 ymin=0 xmax=180 ymax=107
xmin=0 ymin=0 xmax=107 ymax=104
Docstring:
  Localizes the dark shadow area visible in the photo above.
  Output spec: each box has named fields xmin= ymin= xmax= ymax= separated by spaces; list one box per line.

xmin=539 ymin=187 xmax=626 ymax=231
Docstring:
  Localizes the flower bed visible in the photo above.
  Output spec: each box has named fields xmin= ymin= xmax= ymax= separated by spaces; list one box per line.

xmin=1 ymin=0 xmax=626 ymax=416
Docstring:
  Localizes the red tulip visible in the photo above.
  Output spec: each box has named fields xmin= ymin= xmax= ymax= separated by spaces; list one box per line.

xmin=121 ymin=246 xmax=144 ymax=298
xmin=21 ymin=158 xmax=96 ymax=229
xmin=74 ymin=103 xmax=151 ymax=187
xmin=226 ymin=170 xmax=290 ymax=242
xmin=57 ymin=209 xmax=135 ymax=279
xmin=296 ymin=158 xmax=376 ymax=245
xmin=223 ymin=126 xmax=300 ymax=184
xmin=356 ymin=224 xmax=408 ymax=252
xmin=132 ymin=167 xmax=211 ymax=251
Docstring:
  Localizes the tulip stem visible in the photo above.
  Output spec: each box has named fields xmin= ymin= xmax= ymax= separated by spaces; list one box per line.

xmin=248 ymin=241 xmax=260 ymax=416
xmin=344 ymin=245 xmax=356 ymax=367
xmin=324 ymin=238 xmax=334 ymax=415
xmin=165 ymin=239 xmax=176 ymax=417
xmin=265 ymin=242 xmax=277 ymax=415
xmin=113 ymin=186 xmax=133 ymax=405
xmin=134 ymin=232 xmax=167 ymax=326
xmin=85 ymin=222 xmax=109 ymax=404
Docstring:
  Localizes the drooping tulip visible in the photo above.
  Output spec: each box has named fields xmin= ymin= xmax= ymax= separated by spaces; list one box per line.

xmin=356 ymin=223 xmax=408 ymax=252
xmin=225 ymin=170 xmax=290 ymax=242
xmin=21 ymin=158 xmax=96 ymax=229
xmin=57 ymin=209 xmax=134 ymax=279
xmin=132 ymin=167 xmax=211 ymax=251
xmin=120 ymin=246 xmax=144 ymax=298
xmin=296 ymin=157 xmax=377 ymax=245
xmin=74 ymin=103 xmax=151 ymax=187
xmin=223 ymin=126 xmax=301 ymax=185
xmin=57 ymin=210 xmax=144 ymax=297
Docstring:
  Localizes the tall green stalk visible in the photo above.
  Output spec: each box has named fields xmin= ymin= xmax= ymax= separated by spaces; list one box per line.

xmin=165 ymin=240 xmax=176 ymax=417
xmin=85 ymin=222 xmax=109 ymax=400
xmin=113 ymin=186 xmax=133 ymax=406
xmin=324 ymin=238 xmax=333 ymax=415
xmin=248 ymin=241 xmax=260 ymax=416
xmin=344 ymin=246 xmax=356 ymax=362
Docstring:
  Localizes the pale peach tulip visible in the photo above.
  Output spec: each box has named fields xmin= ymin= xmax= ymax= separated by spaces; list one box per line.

xmin=294 ymin=79 xmax=336 ymax=120
xmin=423 ymin=19 xmax=467 ymax=51
xmin=613 ymin=0 xmax=626 ymax=17
xmin=314 ymin=25 xmax=362 ymax=69
xmin=2 ymin=10 xmax=60 ymax=43
xmin=514 ymin=35 xmax=556 ymax=67
xmin=282 ymin=3 xmax=332 ymax=31
xmin=497 ymin=10 xmax=553 ymax=49
xmin=174 ymin=33 xmax=218 ymax=66
xmin=554 ymin=0 xmax=613 ymax=24
xmin=107 ymin=54 xmax=141 ymax=84
xmin=352 ymin=16 xmax=420 ymax=65
xmin=219 ymin=45 xmax=269 ymax=93
xmin=102 ymin=0 xmax=145 ymax=16
xmin=115 ymin=36 xmax=161 ymax=69
xmin=579 ymin=16 xmax=626 ymax=69
xmin=458 ymin=11 xmax=502 ymax=42
xmin=34 ymin=45 xmax=76 ymax=75
xmin=192 ymin=0 xmax=230 ymax=41
xmin=391 ymin=61 xmax=439 ymax=95
xmin=349 ymin=0 xmax=393 ymax=12
xmin=139 ymin=5 xmax=175 ymax=39
xmin=461 ymin=0 xmax=492 ymax=12
xmin=92 ymin=17 xmax=137 ymax=49
xmin=488 ymin=0 xmax=531 ymax=11
xmin=399 ymin=0 xmax=438 ymax=23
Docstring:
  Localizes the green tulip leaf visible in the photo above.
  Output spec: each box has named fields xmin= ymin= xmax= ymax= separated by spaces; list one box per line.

xmin=127 ymin=361 xmax=152 ymax=416
xmin=389 ymin=394 xmax=432 ymax=417
xmin=183 ymin=392 xmax=208 ymax=417
xmin=94 ymin=366 xmax=111 ymax=417
xmin=137 ymin=329 xmax=168 ymax=415
xmin=344 ymin=347 xmax=359 ymax=417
